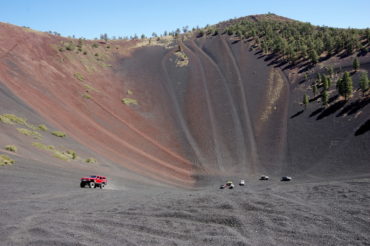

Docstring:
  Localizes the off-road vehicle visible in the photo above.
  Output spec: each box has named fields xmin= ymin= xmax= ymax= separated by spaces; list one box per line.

xmin=220 ymin=181 xmax=235 ymax=189
xmin=259 ymin=175 xmax=269 ymax=181
xmin=281 ymin=176 xmax=292 ymax=181
xmin=80 ymin=175 xmax=107 ymax=189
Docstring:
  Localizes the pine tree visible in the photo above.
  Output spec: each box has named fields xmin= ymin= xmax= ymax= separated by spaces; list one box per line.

xmin=340 ymin=72 xmax=353 ymax=100
xmin=322 ymin=75 xmax=329 ymax=90
xmin=345 ymin=78 xmax=353 ymax=100
xmin=327 ymin=77 xmax=332 ymax=88
xmin=322 ymin=90 xmax=329 ymax=106
xmin=365 ymin=28 xmax=370 ymax=44
xmin=353 ymin=57 xmax=360 ymax=72
xmin=337 ymin=77 xmax=344 ymax=96
xmin=366 ymin=28 xmax=370 ymax=39
xmin=312 ymin=83 xmax=318 ymax=97
xmin=327 ymin=66 xmax=334 ymax=78
xmin=316 ymin=73 xmax=322 ymax=82
xmin=303 ymin=94 xmax=309 ymax=109
xmin=359 ymin=71 xmax=369 ymax=96
xmin=309 ymin=49 xmax=319 ymax=64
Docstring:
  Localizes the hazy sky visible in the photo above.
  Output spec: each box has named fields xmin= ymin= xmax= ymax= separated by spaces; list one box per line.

xmin=2 ymin=0 xmax=370 ymax=39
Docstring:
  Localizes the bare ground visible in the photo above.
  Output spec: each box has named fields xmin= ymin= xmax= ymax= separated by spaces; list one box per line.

xmin=1 ymin=158 xmax=369 ymax=246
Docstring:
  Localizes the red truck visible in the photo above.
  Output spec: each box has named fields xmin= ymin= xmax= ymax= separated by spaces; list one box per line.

xmin=80 ymin=175 xmax=107 ymax=189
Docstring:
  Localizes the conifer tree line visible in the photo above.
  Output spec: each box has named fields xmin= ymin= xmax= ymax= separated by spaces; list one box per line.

xmin=304 ymin=63 xmax=369 ymax=109
xmin=220 ymin=16 xmax=370 ymax=64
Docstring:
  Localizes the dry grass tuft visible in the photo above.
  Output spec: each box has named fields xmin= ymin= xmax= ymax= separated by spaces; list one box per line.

xmin=5 ymin=145 xmax=17 ymax=152
xmin=0 ymin=154 xmax=15 ymax=166
xmin=121 ymin=98 xmax=138 ymax=106
xmin=17 ymin=128 xmax=42 ymax=139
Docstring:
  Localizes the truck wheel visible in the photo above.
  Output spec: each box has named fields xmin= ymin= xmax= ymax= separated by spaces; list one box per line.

xmin=80 ymin=183 xmax=85 ymax=188
xmin=89 ymin=182 xmax=95 ymax=188
xmin=100 ymin=183 xmax=104 ymax=189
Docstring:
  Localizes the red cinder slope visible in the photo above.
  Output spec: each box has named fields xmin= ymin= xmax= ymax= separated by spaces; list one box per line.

xmin=0 ymin=23 xmax=194 ymax=187
xmin=1 ymin=21 xmax=369 ymax=187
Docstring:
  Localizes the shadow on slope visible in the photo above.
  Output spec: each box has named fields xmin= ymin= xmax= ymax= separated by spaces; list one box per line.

xmin=355 ymin=119 xmax=370 ymax=136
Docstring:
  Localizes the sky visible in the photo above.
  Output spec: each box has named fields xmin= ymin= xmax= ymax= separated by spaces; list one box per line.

xmin=1 ymin=0 xmax=370 ymax=39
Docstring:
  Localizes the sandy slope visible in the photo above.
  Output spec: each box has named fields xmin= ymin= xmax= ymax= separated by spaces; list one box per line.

xmin=0 ymin=22 xmax=369 ymax=185
xmin=1 ymin=19 xmax=370 ymax=245
xmin=1 ymin=158 xmax=369 ymax=246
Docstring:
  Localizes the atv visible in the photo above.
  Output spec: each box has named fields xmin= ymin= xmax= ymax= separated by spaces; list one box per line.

xmin=220 ymin=181 xmax=234 ymax=189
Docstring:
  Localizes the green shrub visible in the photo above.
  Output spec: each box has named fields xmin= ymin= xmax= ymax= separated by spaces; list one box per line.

xmin=174 ymin=51 xmax=189 ymax=67
xmin=38 ymin=124 xmax=48 ymax=131
xmin=0 ymin=114 xmax=37 ymax=129
xmin=51 ymin=131 xmax=66 ymax=137
xmin=83 ymin=83 xmax=99 ymax=92
xmin=65 ymin=42 xmax=75 ymax=51
xmin=127 ymin=89 xmax=133 ymax=95
xmin=92 ymin=43 xmax=99 ymax=48
xmin=197 ymin=30 xmax=204 ymax=37
xmin=66 ymin=150 xmax=77 ymax=160
xmin=5 ymin=145 xmax=17 ymax=152
xmin=0 ymin=154 xmax=15 ymax=166
xmin=121 ymin=98 xmax=138 ymax=105
xmin=74 ymin=73 xmax=85 ymax=81
xmin=53 ymin=151 xmax=70 ymax=161
xmin=0 ymin=115 xmax=13 ymax=124
xmin=82 ymin=93 xmax=92 ymax=99
xmin=85 ymin=158 xmax=96 ymax=164
xmin=17 ymin=128 xmax=42 ymax=139
xmin=32 ymin=142 xmax=55 ymax=151
xmin=1 ymin=114 xmax=26 ymax=125
xmin=101 ymin=63 xmax=112 ymax=68
xmin=32 ymin=142 xmax=77 ymax=162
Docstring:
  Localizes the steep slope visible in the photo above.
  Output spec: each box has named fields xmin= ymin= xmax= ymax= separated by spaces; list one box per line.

xmin=0 ymin=17 xmax=369 ymax=188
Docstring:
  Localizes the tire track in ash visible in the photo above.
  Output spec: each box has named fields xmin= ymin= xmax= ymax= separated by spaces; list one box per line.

xmin=195 ymin=37 xmax=250 ymax=173
xmin=160 ymin=47 xmax=207 ymax=167
xmin=69 ymin=110 xmax=192 ymax=177
xmin=268 ymin=192 xmax=361 ymax=238
xmin=1 ymin=59 xmax=193 ymax=185
xmin=274 ymin=69 xmax=290 ymax=175
xmin=0 ymin=43 xmax=18 ymax=59
xmin=138 ymin=209 xmax=250 ymax=243
xmin=85 ymin=208 xmax=249 ymax=244
xmin=220 ymin=36 xmax=258 ymax=174
xmin=7 ymin=192 xmax=93 ymax=245
xmin=26 ymin=80 xmax=193 ymax=183
xmin=211 ymin=191 xmax=275 ymax=244
xmin=34 ymin=95 xmax=193 ymax=185
xmin=182 ymin=40 xmax=223 ymax=171
xmin=90 ymin=98 xmax=193 ymax=167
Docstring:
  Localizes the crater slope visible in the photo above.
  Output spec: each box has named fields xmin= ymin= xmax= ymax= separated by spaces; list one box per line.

xmin=0 ymin=18 xmax=369 ymax=187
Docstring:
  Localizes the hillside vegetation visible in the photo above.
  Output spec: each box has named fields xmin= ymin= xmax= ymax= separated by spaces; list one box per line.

xmin=0 ymin=14 xmax=369 ymax=186
xmin=207 ymin=14 xmax=370 ymax=65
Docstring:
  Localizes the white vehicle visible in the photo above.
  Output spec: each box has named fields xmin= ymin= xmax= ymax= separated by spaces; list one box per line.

xmin=259 ymin=175 xmax=269 ymax=181
xmin=220 ymin=181 xmax=234 ymax=189
xmin=239 ymin=180 xmax=245 ymax=186
xmin=281 ymin=176 xmax=292 ymax=181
